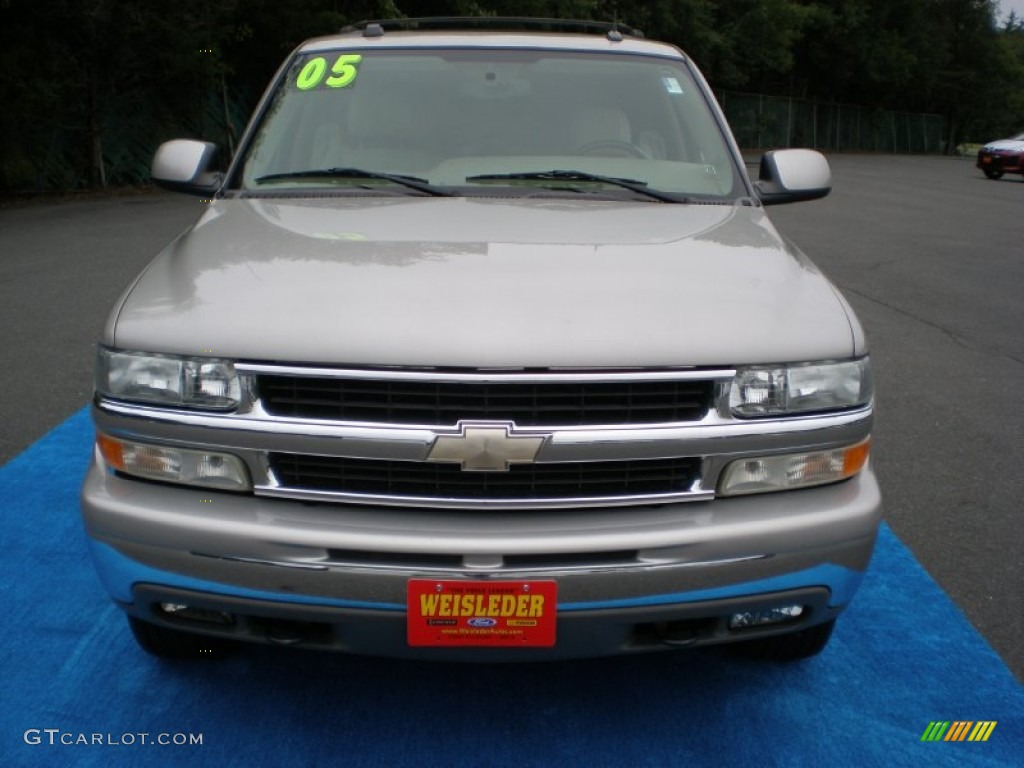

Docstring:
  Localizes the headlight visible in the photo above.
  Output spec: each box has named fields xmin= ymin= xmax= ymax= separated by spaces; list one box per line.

xmin=718 ymin=439 xmax=870 ymax=496
xmin=97 ymin=433 xmax=250 ymax=490
xmin=97 ymin=347 xmax=240 ymax=410
xmin=730 ymin=358 xmax=872 ymax=417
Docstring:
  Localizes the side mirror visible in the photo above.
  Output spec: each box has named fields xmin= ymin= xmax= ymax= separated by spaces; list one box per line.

xmin=755 ymin=149 xmax=831 ymax=205
xmin=151 ymin=140 xmax=222 ymax=197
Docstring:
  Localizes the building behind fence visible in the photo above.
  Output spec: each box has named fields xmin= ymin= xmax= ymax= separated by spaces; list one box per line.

xmin=719 ymin=91 xmax=947 ymax=154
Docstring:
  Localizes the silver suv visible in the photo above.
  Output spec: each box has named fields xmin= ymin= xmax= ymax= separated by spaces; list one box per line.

xmin=82 ymin=18 xmax=881 ymax=662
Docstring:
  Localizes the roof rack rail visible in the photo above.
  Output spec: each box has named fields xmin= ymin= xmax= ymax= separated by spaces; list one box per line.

xmin=341 ymin=17 xmax=645 ymax=41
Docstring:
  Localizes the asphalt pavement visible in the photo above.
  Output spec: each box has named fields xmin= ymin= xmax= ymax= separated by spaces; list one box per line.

xmin=0 ymin=190 xmax=205 ymax=461
xmin=0 ymin=155 xmax=1020 ymax=680
xmin=769 ymin=155 xmax=1023 ymax=681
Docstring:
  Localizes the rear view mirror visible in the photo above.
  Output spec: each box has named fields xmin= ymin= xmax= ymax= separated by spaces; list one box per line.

xmin=755 ymin=149 xmax=831 ymax=205
xmin=151 ymin=140 xmax=222 ymax=197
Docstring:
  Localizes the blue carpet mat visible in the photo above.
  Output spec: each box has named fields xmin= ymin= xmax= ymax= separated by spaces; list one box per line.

xmin=1 ymin=408 xmax=1020 ymax=767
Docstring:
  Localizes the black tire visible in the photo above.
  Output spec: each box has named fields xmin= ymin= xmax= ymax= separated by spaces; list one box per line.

xmin=128 ymin=616 xmax=237 ymax=659
xmin=982 ymin=168 xmax=1004 ymax=179
xmin=729 ymin=619 xmax=836 ymax=662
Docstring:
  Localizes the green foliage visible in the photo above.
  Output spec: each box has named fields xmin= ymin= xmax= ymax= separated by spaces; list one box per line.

xmin=996 ymin=21 xmax=1024 ymax=136
xmin=1 ymin=0 xmax=1021 ymax=191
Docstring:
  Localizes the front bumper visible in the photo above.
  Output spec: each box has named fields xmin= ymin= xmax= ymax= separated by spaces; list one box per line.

xmin=82 ymin=453 xmax=882 ymax=661
xmin=977 ymin=151 xmax=1024 ymax=174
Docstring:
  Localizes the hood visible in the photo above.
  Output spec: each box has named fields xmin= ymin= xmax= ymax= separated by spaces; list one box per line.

xmin=982 ymin=137 xmax=1024 ymax=151
xmin=110 ymin=196 xmax=861 ymax=368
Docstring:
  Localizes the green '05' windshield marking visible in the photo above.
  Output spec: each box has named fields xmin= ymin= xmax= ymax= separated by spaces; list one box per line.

xmin=295 ymin=54 xmax=363 ymax=90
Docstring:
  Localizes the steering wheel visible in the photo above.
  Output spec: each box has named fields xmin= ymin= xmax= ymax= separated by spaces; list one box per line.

xmin=574 ymin=139 xmax=650 ymax=159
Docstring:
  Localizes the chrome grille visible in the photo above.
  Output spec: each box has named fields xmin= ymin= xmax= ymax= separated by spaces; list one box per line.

xmin=269 ymin=453 xmax=702 ymax=501
xmin=255 ymin=375 xmax=714 ymax=426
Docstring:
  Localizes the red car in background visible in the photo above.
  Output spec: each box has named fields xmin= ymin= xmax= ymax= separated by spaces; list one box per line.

xmin=977 ymin=132 xmax=1024 ymax=179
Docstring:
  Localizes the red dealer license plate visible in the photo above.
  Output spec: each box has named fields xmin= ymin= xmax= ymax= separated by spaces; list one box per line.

xmin=407 ymin=579 xmax=557 ymax=647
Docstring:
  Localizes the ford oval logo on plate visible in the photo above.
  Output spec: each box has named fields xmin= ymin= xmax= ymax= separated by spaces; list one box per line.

xmin=468 ymin=617 xmax=498 ymax=628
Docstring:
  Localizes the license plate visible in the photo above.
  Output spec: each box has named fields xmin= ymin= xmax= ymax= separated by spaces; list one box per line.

xmin=982 ymin=156 xmax=992 ymax=164
xmin=407 ymin=579 xmax=557 ymax=647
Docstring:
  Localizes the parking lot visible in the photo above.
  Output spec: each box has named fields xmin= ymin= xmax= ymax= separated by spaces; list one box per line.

xmin=769 ymin=154 xmax=1023 ymax=681
xmin=0 ymin=153 xmax=1021 ymax=681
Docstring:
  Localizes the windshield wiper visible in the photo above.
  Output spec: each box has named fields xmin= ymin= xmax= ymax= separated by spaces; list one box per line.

xmin=254 ymin=167 xmax=450 ymax=197
xmin=465 ymin=170 xmax=684 ymax=203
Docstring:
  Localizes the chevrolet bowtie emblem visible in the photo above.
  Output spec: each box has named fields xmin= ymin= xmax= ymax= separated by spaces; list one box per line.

xmin=426 ymin=423 xmax=546 ymax=472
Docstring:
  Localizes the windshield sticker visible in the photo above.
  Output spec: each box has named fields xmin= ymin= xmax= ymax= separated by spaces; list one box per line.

xmin=296 ymin=54 xmax=363 ymax=91
xmin=662 ymin=76 xmax=684 ymax=95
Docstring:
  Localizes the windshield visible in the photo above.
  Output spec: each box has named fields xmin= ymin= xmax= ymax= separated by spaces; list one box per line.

xmin=237 ymin=47 xmax=742 ymax=201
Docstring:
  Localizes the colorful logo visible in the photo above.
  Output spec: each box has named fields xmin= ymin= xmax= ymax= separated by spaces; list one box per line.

xmin=920 ymin=721 xmax=997 ymax=742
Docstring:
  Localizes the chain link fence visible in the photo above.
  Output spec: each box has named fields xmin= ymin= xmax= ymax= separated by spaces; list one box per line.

xmin=8 ymin=87 xmax=948 ymax=193
xmin=94 ymin=87 xmax=252 ymax=187
xmin=718 ymin=91 xmax=947 ymax=154
xmin=5 ymin=86 xmax=251 ymax=193
xmin=100 ymin=89 xmax=250 ymax=187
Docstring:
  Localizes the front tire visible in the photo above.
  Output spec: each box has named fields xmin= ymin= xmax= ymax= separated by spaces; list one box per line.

xmin=729 ymin=619 xmax=836 ymax=661
xmin=982 ymin=168 xmax=1004 ymax=179
xmin=128 ymin=616 xmax=237 ymax=659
